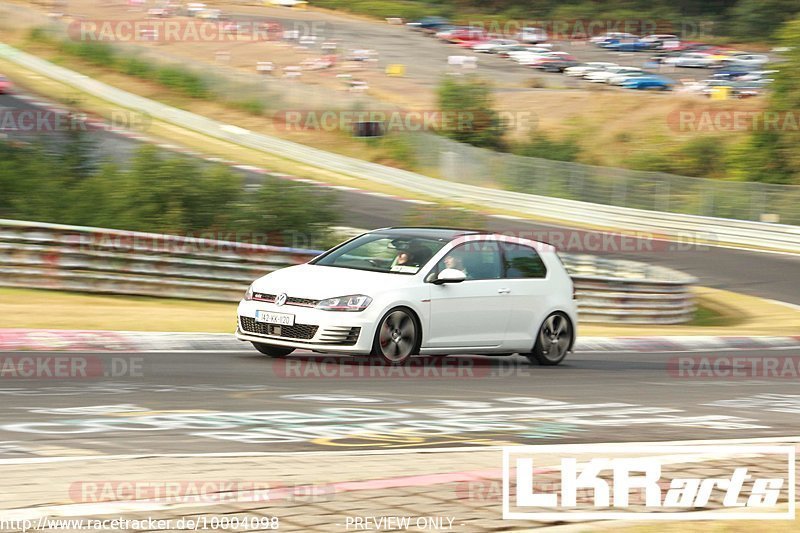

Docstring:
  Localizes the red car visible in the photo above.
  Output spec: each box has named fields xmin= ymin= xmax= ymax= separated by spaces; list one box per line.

xmin=447 ymin=28 xmax=486 ymax=44
xmin=0 ymin=75 xmax=12 ymax=94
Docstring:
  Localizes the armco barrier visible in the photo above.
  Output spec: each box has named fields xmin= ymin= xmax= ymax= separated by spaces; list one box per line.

xmin=0 ymin=219 xmax=696 ymax=324
xmin=0 ymin=44 xmax=797 ymax=253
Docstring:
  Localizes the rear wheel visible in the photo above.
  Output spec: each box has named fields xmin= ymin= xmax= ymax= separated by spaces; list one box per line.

xmin=526 ymin=313 xmax=572 ymax=366
xmin=372 ymin=308 xmax=419 ymax=365
xmin=252 ymin=342 xmax=295 ymax=358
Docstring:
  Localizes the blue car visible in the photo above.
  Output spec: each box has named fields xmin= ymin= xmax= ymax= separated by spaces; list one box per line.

xmin=614 ymin=40 xmax=654 ymax=52
xmin=621 ymin=75 xmax=675 ymax=90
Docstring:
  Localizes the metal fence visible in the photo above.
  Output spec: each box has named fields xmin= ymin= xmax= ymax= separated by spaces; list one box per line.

xmin=0 ymin=219 xmax=697 ymax=324
xmin=8 ymin=4 xmax=799 ymax=227
xmin=411 ymin=133 xmax=800 ymax=224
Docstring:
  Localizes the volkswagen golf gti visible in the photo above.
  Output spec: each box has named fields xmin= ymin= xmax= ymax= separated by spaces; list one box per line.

xmin=236 ymin=227 xmax=577 ymax=365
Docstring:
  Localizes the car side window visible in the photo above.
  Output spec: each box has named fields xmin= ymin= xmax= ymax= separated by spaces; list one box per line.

xmin=432 ymin=241 xmax=502 ymax=281
xmin=500 ymin=243 xmax=547 ymax=279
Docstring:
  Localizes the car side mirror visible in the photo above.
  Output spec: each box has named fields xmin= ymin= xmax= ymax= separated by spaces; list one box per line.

xmin=433 ymin=268 xmax=466 ymax=285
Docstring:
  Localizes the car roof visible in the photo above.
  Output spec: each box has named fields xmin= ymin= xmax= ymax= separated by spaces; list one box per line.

xmin=370 ymin=227 xmax=489 ymax=240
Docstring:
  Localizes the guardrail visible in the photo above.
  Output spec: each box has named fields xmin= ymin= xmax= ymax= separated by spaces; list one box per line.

xmin=0 ymin=219 xmax=697 ymax=324
xmin=0 ymin=44 xmax=797 ymax=253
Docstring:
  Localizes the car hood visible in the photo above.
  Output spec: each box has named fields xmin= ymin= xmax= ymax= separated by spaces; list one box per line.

xmin=252 ymin=263 xmax=417 ymax=299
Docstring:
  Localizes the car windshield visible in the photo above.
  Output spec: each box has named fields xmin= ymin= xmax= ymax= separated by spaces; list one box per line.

xmin=311 ymin=233 xmax=450 ymax=275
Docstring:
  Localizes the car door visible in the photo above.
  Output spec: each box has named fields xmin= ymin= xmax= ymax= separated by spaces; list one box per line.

xmin=424 ymin=240 xmax=512 ymax=348
xmin=497 ymin=242 xmax=553 ymax=351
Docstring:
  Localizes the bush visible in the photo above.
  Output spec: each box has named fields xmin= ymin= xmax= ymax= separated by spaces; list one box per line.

xmin=230 ymin=99 xmax=266 ymax=115
xmin=120 ymin=56 xmax=155 ymax=78
xmin=513 ymin=133 xmax=581 ymax=162
xmin=437 ymin=76 xmax=507 ymax=149
xmin=0 ymin=140 xmax=338 ymax=247
xmin=156 ymin=66 xmax=209 ymax=99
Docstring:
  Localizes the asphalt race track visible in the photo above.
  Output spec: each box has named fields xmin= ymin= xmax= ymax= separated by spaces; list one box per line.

xmin=0 ymin=347 xmax=799 ymax=458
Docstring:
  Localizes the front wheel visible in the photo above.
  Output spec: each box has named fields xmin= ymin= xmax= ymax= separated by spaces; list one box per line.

xmin=526 ymin=313 xmax=573 ymax=366
xmin=252 ymin=342 xmax=295 ymax=358
xmin=372 ymin=308 xmax=420 ymax=365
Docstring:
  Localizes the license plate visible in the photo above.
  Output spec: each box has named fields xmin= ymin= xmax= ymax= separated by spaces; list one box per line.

xmin=255 ymin=311 xmax=295 ymax=326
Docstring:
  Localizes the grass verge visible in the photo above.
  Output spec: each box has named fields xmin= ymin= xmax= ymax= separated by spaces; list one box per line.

xmin=0 ymin=287 xmax=236 ymax=333
xmin=1 ymin=286 xmax=797 ymax=336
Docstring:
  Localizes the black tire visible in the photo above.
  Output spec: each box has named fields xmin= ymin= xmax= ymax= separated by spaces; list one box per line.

xmin=526 ymin=312 xmax=573 ymax=366
xmin=372 ymin=307 xmax=420 ymax=365
xmin=252 ymin=342 xmax=295 ymax=358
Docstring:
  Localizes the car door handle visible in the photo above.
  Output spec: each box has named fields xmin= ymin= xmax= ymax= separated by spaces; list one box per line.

xmin=497 ymin=288 xmax=511 ymax=294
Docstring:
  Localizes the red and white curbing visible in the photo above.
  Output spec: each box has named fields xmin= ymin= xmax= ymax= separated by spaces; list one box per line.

xmin=1 ymin=329 xmax=799 ymax=354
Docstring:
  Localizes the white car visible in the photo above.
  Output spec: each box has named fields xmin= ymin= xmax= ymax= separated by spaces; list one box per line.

xmin=516 ymin=27 xmax=548 ymax=44
xmin=720 ymin=54 xmax=770 ymax=69
xmin=236 ymin=228 xmax=578 ymax=365
xmin=604 ymin=68 xmax=646 ymax=84
xmin=472 ymin=39 xmax=518 ymax=53
xmin=506 ymin=47 xmax=551 ymax=62
xmin=663 ymin=52 xmax=718 ymax=68
xmin=564 ymin=62 xmax=618 ymax=77
xmin=585 ymin=66 xmax=640 ymax=82
xmin=589 ymin=32 xmax=638 ymax=44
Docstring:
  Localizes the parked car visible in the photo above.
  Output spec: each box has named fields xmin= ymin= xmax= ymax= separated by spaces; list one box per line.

xmin=639 ymin=34 xmax=679 ymax=49
xmin=611 ymin=40 xmax=656 ymax=52
xmin=589 ymin=32 xmax=638 ymax=44
xmin=535 ymin=58 xmax=580 ymax=72
xmin=516 ymin=27 xmax=548 ymax=44
xmin=515 ymin=53 xmax=553 ymax=65
xmin=236 ymin=227 xmax=578 ymax=365
xmin=720 ymin=54 xmax=770 ymax=69
xmin=496 ymin=43 xmax=551 ymax=56
xmin=564 ymin=62 xmax=617 ymax=77
xmin=507 ymin=48 xmax=552 ymax=63
xmin=0 ymin=75 xmax=12 ymax=94
xmin=196 ymin=8 xmax=221 ymax=19
xmin=621 ymin=75 xmax=674 ymax=90
xmin=663 ymin=52 xmax=719 ymax=68
xmin=408 ymin=16 xmax=451 ymax=34
xmin=433 ymin=25 xmax=459 ymax=40
xmin=641 ymin=34 xmax=678 ymax=43
xmin=607 ymin=68 xmax=649 ymax=85
xmin=586 ymin=66 xmax=642 ymax=83
xmin=471 ymin=39 xmax=519 ymax=53
xmin=447 ymin=27 xmax=488 ymax=45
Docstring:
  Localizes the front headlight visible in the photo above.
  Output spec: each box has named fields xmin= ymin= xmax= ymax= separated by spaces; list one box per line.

xmin=244 ymin=284 xmax=254 ymax=301
xmin=316 ymin=294 xmax=372 ymax=312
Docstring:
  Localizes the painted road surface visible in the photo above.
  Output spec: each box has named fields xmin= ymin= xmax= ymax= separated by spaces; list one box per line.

xmin=1 ymin=348 xmax=800 ymax=457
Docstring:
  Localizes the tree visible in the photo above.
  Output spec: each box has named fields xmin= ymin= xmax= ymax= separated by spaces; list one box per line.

xmin=727 ymin=0 xmax=800 ymax=41
xmin=236 ymin=180 xmax=338 ymax=249
xmin=733 ymin=17 xmax=800 ymax=184
xmin=437 ymin=76 xmax=507 ymax=149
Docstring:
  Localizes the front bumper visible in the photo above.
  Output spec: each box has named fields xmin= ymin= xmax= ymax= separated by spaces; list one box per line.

xmin=235 ymin=299 xmax=376 ymax=354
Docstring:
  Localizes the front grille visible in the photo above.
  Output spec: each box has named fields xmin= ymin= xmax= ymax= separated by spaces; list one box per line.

xmin=317 ymin=326 xmax=361 ymax=346
xmin=239 ymin=316 xmax=318 ymax=340
xmin=252 ymin=293 xmax=320 ymax=307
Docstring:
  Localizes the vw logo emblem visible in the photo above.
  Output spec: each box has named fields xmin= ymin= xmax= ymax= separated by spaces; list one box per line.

xmin=275 ymin=293 xmax=288 ymax=306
